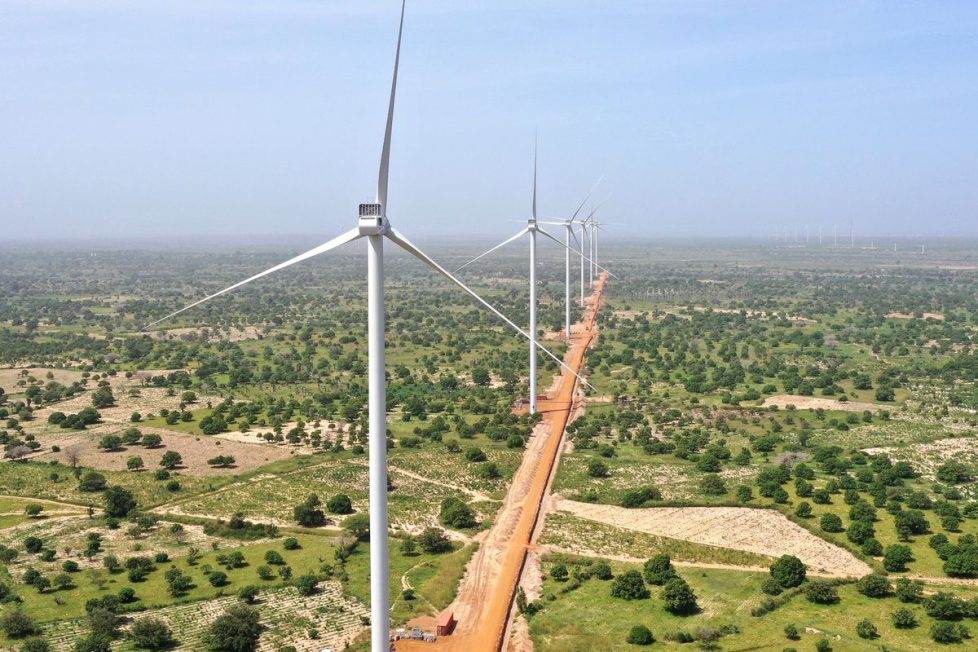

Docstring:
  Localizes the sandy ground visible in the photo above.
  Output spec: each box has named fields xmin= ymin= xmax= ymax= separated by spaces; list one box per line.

xmin=397 ymin=274 xmax=608 ymax=652
xmin=0 ymin=367 xmax=88 ymax=395
xmin=761 ymin=394 xmax=885 ymax=413
xmin=140 ymin=325 xmax=262 ymax=341
xmin=886 ymin=311 xmax=945 ymax=321
xmin=552 ymin=499 xmax=871 ymax=577
xmin=33 ymin=428 xmax=294 ymax=476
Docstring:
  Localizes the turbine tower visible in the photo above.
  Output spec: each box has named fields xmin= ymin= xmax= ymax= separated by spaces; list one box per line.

xmin=538 ymin=182 xmax=607 ymax=339
xmin=455 ymin=149 xmax=608 ymax=414
xmin=146 ymin=4 xmax=585 ymax=649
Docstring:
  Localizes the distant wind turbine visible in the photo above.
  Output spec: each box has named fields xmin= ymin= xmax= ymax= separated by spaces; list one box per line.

xmin=146 ymin=4 xmax=581 ymax=649
xmin=455 ymin=145 xmax=609 ymax=413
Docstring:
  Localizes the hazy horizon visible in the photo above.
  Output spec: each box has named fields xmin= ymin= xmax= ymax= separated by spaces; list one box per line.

xmin=2 ymin=1 xmax=977 ymax=241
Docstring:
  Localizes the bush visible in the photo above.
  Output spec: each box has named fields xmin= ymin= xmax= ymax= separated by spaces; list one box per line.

xmin=620 ymin=486 xmax=661 ymax=508
xmin=856 ymin=574 xmax=892 ymax=598
xmin=587 ymin=460 xmax=609 ymax=478
xmin=931 ymin=621 xmax=970 ymax=644
xmin=803 ymin=580 xmax=838 ymax=604
xmin=19 ymin=639 xmax=52 ymax=652
xmin=819 ymin=513 xmax=843 ymax=533
xmin=550 ymin=563 xmax=569 ymax=582
xmin=855 ymin=619 xmax=878 ymax=639
xmin=0 ymin=610 xmax=37 ymax=638
xmin=282 ymin=538 xmax=300 ymax=551
xmin=103 ymin=486 xmax=137 ymax=518
xmin=23 ymin=537 xmax=43 ymax=554
xmin=892 ymin=607 xmax=918 ymax=629
xmin=293 ymin=495 xmax=326 ymax=528
xmin=72 ymin=636 xmax=110 ymax=652
xmin=761 ymin=578 xmax=784 ymax=596
xmin=814 ymin=639 xmax=831 ymax=652
xmin=208 ymin=571 xmax=228 ymax=587
xmin=610 ymin=571 xmax=649 ymax=600
xmin=643 ymin=554 xmax=677 ymax=585
xmin=626 ymin=625 xmax=654 ymax=645
xmin=78 ymin=471 xmax=107 ymax=492
xmin=698 ymin=473 xmax=727 ymax=495
xmin=925 ymin=592 xmax=965 ymax=621
xmin=592 ymin=561 xmax=613 ymax=580
xmin=326 ymin=494 xmax=353 ymax=515
xmin=783 ymin=623 xmax=799 ymax=640
xmin=293 ymin=574 xmax=318 ymax=596
xmin=883 ymin=544 xmax=914 ymax=572
xmin=238 ymin=585 xmax=260 ymax=604
xmin=202 ymin=605 xmax=261 ymax=652
xmin=128 ymin=618 xmax=176 ymax=650
xmin=439 ymin=497 xmax=477 ymax=529
xmin=769 ymin=556 xmax=806 ymax=590
xmin=661 ymin=577 xmax=697 ymax=614
xmin=417 ymin=528 xmax=453 ymax=554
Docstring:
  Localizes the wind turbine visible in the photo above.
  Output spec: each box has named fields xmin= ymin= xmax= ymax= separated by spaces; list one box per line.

xmin=455 ymin=148 xmax=609 ymax=414
xmin=537 ymin=182 xmax=609 ymax=339
xmin=145 ymin=4 xmax=586 ymax=650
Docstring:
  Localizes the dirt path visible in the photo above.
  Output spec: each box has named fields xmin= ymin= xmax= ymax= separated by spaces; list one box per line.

xmin=397 ymin=275 xmax=608 ymax=652
xmin=552 ymin=499 xmax=871 ymax=578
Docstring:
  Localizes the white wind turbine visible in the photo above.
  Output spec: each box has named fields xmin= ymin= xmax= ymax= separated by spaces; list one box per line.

xmin=537 ymin=185 xmax=615 ymax=340
xmin=455 ymin=148 xmax=610 ymax=414
xmin=146 ymin=4 xmax=586 ymax=650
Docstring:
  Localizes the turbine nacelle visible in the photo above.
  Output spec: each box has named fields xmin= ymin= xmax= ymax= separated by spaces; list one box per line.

xmin=358 ymin=203 xmax=386 ymax=236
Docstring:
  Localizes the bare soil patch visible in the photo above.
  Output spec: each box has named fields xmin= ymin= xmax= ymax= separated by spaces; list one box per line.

xmin=886 ymin=311 xmax=945 ymax=321
xmin=141 ymin=325 xmax=262 ymax=342
xmin=0 ymin=367 xmax=86 ymax=394
xmin=34 ymin=428 xmax=293 ymax=476
xmin=553 ymin=498 xmax=871 ymax=577
xmin=761 ymin=394 xmax=884 ymax=412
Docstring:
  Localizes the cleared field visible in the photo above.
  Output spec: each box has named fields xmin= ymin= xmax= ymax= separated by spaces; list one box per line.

xmin=552 ymin=498 xmax=871 ymax=577
xmin=538 ymin=511 xmax=773 ymax=568
xmin=33 ymin=428 xmax=295 ymax=476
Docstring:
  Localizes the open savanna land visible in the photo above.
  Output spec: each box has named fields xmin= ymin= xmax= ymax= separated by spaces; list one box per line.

xmin=3 ymin=241 xmax=978 ymax=650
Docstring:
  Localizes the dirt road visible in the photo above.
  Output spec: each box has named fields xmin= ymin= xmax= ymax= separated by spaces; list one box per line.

xmin=396 ymin=274 xmax=608 ymax=652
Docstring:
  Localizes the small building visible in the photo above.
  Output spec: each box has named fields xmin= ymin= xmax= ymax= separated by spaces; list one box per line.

xmin=436 ymin=610 xmax=456 ymax=636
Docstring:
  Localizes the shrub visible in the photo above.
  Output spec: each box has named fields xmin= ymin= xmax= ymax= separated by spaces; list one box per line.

xmin=643 ymin=554 xmax=677 ymax=585
xmin=439 ymin=497 xmax=477 ymax=529
xmin=293 ymin=574 xmax=318 ymax=596
xmin=620 ymin=486 xmax=661 ymax=508
xmin=592 ymin=562 xmax=613 ymax=580
xmin=326 ymin=494 xmax=353 ymax=515
xmin=128 ymin=618 xmax=176 ymax=650
xmin=23 ymin=537 xmax=43 ymax=554
xmin=925 ymin=592 xmax=965 ymax=621
xmin=282 ymin=538 xmax=300 ymax=551
xmin=892 ymin=607 xmax=918 ymax=629
xmin=417 ymin=528 xmax=453 ymax=554
xmin=814 ymin=639 xmax=831 ymax=652
xmin=208 ymin=571 xmax=228 ymax=587
xmin=883 ymin=544 xmax=914 ymax=572
xmin=293 ymin=495 xmax=326 ymax=528
xmin=661 ymin=577 xmax=697 ymax=614
xmin=0 ymin=611 xmax=37 ymax=639
xmin=819 ymin=513 xmax=843 ymax=533
xmin=19 ymin=639 xmax=52 ymax=652
xmin=238 ymin=585 xmax=260 ymax=604
xmin=610 ymin=571 xmax=649 ymax=600
xmin=803 ymin=580 xmax=838 ymax=604
xmin=626 ymin=625 xmax=654 ymax=645
xmin=202 ymin=605 xmax=261 ymax=652
xmin=895 ymin=578 xmax=924 ymax=603
xmin=931 ymin=622 xmax=969 ymax=644
xmin=103 ymin=486 xmax=137 ymax=518
xmin=856 ymin=574 xmax=892 ymax=598
xmin=783 ymin=623 xmax=799 ymax=640
xmin=761 ymin=578 xmax=783 ymax=596
xmin=769 ymin=555 xmax=806 ymax=588
xmin=855 ymin=619 xmax=878 ymax=639
xmin=550 ymin=563 xmax=569 ymax=582
xmin=587 ymin=460 xmax=609 ymax=478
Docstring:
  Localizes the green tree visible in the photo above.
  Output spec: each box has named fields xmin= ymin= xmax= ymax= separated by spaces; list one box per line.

xmin=202 ymin=605 xmax=261 ymax=652
xmin=626 ymin=625 xmax=654 ymax=645
xmin=610 ymin=571 xmax=649 ymax=600
xmin=661 ymin=577 xmax=697 ymax=614
xmin=128 ymin=618 xmax=176 ymax=650
xmin=642 ymin=554 xmax=677 ymax=586
xmin=103 ymin=486 xmax=136 ymax=518
xmin=770 ymin=555 xmax=806 ymax=588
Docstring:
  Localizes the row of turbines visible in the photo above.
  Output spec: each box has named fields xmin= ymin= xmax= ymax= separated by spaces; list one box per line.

xmin=146 ymin=3 xmax=612 ymax=650
xmin=773 ymin=222 xmax=927 ymax=253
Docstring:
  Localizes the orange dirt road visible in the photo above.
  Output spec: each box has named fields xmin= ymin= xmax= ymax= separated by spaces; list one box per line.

xmin=397 ymin=273 xmax=608 ymax=652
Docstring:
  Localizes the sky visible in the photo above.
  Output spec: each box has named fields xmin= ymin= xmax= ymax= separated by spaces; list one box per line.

xmin=2 ymin=0 xmax=977 ymax=243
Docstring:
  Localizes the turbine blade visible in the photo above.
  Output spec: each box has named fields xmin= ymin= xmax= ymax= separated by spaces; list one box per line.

xmin=537 ymin=228 xmax=618 ymax=279
xmin=386 ymin=227 xmax=596 ymax=392
xmin=532 ymin=135 xmax=538 ymax=221
xmin=454 ymin=228 xmax=529 ymax=272
xmin=569 ymin=176 xmax=604 ymax=222
xmin=146 ymin=228 xmax=362 ymax=328
xmin=376 ymin=0 xmax=406 ymax=212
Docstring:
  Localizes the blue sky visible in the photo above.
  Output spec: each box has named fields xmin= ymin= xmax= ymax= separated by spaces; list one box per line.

xmin=2 ymin=0 xmax=977 ymax=241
